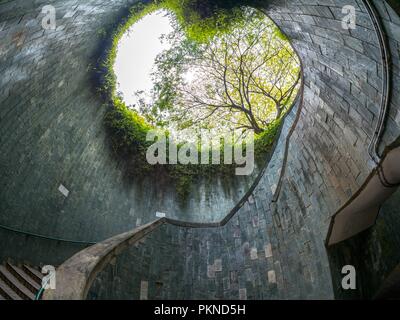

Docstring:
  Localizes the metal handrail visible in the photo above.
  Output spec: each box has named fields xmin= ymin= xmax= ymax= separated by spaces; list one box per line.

xmin=363 ymin=0 xmax=392 ymax=164
xmin=271 ymin=0 xmax=393 ymax=201
xmin=0 ymin=223 xmax=96 ymax=245
xmin=35 ymin=276 xmax=50 ymax=301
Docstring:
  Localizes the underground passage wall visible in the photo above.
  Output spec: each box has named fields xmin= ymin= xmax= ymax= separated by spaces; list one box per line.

xmin=1 ymin=0 xmax=400 ymax=299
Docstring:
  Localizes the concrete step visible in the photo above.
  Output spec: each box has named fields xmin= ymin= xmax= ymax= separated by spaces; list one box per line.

xmin=0 ymin=278 xmax=23 ymax=300
xmin=0 ymin=265 xmax=35 ymax=300
xmin=23 ymin=265 xmax=43 ymax=285
xmin=7 ymin=263 xmax=41 ymax=293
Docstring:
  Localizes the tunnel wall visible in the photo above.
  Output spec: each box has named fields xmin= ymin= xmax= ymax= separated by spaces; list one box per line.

xmin=0 ymin=0 xmax=400 ymax=299
xmin=262 ymin=0 xmax=400 ymax=299
xmin=0 ymin=0 xmax=258 ymax=260
xmin=327 ymin=2 xmax=400 ymax=299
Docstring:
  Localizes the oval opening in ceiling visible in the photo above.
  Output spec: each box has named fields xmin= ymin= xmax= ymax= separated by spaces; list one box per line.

xmin=102 ymin=3 xmax=301 ymax=222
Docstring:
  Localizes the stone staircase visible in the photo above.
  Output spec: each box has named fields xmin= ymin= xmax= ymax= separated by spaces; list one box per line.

xmin=0 ymin=263 xmax=43 ymax=300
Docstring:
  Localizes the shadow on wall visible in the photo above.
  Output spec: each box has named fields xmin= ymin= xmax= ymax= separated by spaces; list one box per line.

xmin=327 ymin=187 xmax=400 ymax=299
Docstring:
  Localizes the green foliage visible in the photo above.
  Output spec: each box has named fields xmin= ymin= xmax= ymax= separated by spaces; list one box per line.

xmin=254 ymin=119 xmax=282 ymax=164
xmin=99 ymin=1 xmax=162 ymax=98
xmin=160 ymin=0 xmax=250 ymax=42
xmin=273 ymin=25 xmax=289 ymax=41
xmin=105 ymin=98 xmax=153 ymax=153
xmin=98 ymin=0 xmax=295 ymax=202
xmin=149 ymin=8 xmax=300 ymax=136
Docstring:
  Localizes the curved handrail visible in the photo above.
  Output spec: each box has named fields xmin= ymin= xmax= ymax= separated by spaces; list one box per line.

xmin=271 ymin=0 xmax=393 ymax=201
xmin=35 ymin=276 xmax=51 ymax=301
xmin=363 ymin=0 xmax=392 ymax=164
xmin=43 ymin=219 xmax=166 ymax=300
xmin=324 ymin=0 xmax=397 ymax=246
xmin=326 ymin=146 xmax=400 ymax=246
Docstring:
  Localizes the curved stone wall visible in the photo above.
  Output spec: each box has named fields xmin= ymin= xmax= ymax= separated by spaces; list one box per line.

xmin=1 ymin=0 xmax=400 ymax=299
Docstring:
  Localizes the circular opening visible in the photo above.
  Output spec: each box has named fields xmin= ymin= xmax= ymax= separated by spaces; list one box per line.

xmin=100 ymin=2 xmax=302 ymax=203
xmin=113 ymin=7 xmax=301 ymax=143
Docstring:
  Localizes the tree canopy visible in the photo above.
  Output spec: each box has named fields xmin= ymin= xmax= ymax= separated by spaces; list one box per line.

xmin=132 ymin=8 xmax=300 ymax=140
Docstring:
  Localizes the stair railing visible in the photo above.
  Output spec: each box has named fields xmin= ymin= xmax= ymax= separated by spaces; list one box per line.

xmin=42 ymin=219 xmax=166 ymax=300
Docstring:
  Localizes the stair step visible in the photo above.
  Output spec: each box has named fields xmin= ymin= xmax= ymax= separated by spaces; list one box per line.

xmin=0 ymin=278 xmax=22 ymax=300
xmin=23 ymin=265 xmax=43 ymax=285
xmin=0 ymin=266 xmax=35 ymax=300
xmin=7 ymin=263 xmax=41 ymax=293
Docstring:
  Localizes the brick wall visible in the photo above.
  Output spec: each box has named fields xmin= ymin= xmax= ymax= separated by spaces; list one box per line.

xmin=0 ymin=0 xmax=399 ymax=299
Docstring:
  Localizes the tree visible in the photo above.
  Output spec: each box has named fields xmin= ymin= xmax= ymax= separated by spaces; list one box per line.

xmin=146 ymin=8 xmax=301 ymax=136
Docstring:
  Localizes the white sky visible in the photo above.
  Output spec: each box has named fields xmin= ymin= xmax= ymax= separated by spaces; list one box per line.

xmin=114 ymin=10 xmax=174 ymax=107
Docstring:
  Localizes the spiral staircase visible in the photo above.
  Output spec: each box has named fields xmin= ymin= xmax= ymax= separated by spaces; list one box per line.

xmin=0 ymin=262 xmax=43 ymax=300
